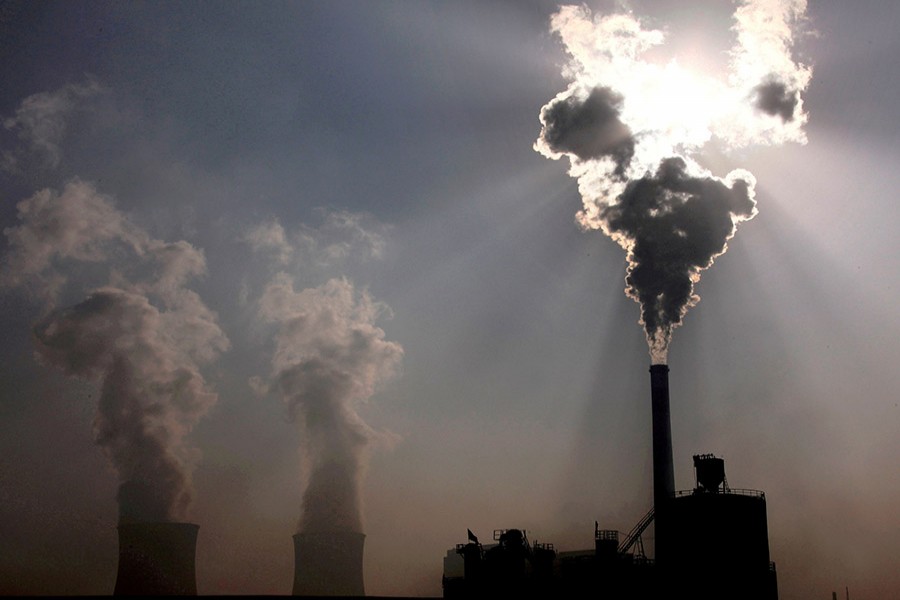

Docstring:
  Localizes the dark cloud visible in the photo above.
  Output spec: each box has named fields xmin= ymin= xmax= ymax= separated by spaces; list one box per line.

xmin=538 ymin=86 xmax=634 ymax=175
xmin=753 ymin=78 xmax=799 ymax=122
xmin=601 ymin=157 xmax=756 ymax=359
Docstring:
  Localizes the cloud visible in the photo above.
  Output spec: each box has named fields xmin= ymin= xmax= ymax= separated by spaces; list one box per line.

xmin=2 ymin=79 xmax=103 ymax=170
xmin=245 ymin=209 xmax=387 ymax=272
xmin=245 ymin=219 xmax=294 ymax=265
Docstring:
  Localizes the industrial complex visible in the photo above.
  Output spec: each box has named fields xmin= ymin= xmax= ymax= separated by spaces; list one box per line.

xmin=441 ymin=365 xmax=778 ymax=599
xmin=107 ymin=364 xmax=777 ymax=597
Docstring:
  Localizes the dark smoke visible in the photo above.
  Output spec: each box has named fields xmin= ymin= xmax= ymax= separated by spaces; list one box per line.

xmin=538 ymin=86 xmax=634 ymax=176
xmin=753 ymin=78 xmax=800 ymax=122
xmin=536 ymin=3 xmax=810 ymax=362
xmin=601 ymin=158 xmax=756 ymax=359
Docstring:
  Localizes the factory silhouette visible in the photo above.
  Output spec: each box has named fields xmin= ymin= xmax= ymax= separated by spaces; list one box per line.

xmin=441 ymin=364 xmax=778 ymax=599
xmin=109 ymin=363 xmax=778 ymax=598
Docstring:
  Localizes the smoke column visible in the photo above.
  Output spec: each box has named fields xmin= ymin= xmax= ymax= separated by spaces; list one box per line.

xmin=536 ymin=1 xmax=812 ymax=363
xmin=258 ymin=274 xmax=402 ymax=533
xmin=2 ymin=180 xmax=229 ymax=522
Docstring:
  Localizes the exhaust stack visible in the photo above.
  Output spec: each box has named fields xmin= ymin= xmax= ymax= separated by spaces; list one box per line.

xmin=650 ymin=364 xmax=675 ymax=564
xmin=113 ymin=522 xmax=199 ymax=596
xmin=292 ymin=531 xmax=365 ymax=596
xmin=650 ymin=364 xmax=675 ymax=507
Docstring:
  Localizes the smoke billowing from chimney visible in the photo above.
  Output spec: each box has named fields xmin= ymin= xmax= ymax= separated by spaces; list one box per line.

xmin=536 ymin=1 xmax=811 ymax=363
xmin=2 ymin=180 xmax=229 ymax=522
xmin=258 ymin=274 xmax=402 ymax=533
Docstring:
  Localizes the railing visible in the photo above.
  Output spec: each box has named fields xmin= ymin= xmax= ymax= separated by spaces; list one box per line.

xmin=595 ymin=529 xmax=619 ymax=542
xmin=618 ymin=506 xmax=655 ymax=554
xmin=673 ymin=488 xmax=765 ymax=499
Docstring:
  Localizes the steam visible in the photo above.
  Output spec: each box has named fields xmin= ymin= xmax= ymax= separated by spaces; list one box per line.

xmin=2 ymin=180 xmax=229 ymax=522
xmin=536 ymin=1 xmax=811 ymax=363
xmin=245 ymin=209 xmax=387 ymax=269
xmin=259 ymin=274 xmax=402 ymax=533
xmin=2 ymin=79 xmax=103 ymax=171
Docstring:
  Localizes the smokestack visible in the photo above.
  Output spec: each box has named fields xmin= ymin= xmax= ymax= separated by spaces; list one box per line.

xmin=650 ymin=364 xmax=675 ymax=507
xmin=113 ymin=522 xmax=199 ymax=596
xmin=650 ymin=364 xmax=675 ymax=564
xmin=292 ymin=531 xmax=365 ymax=596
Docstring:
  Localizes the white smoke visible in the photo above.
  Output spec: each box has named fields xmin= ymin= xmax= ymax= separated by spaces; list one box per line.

xmin=260 ymin=275 xmax=402 ymax=533
xmin=247 ymin=213 xmax=401 ymax=534
xmin=2 ymin=79 xmax=103 ymax=171
xmin=245 ymin=209 xmax=387 ymax=269
xmin=2 ymin=179 xmax=229 ymax=522
xmin=536 ymin=0 xmax=811 ymax=363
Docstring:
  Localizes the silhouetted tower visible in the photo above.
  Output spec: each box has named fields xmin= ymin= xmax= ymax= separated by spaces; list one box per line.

xmin=292 ymin=531 xmax=365 ymax=596
xmin=668 ymin=455 xmax=778 ymax=600
xmin=113 ymin=522 xmax=199 ymax=595
xmin=649 ymin=364 xmax=675 ymax=565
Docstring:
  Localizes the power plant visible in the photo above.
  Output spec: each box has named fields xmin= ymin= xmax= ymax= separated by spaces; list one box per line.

xmin=98 ymin=362 xmax=775 ymax=598
xmin=442 ymin=364 xmax=779 ymax=599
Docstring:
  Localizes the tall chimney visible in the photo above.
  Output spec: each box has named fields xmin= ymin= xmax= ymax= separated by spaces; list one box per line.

xmin=292 ymin=531 xmax=365 ymax=596
xmin=114 ymin=522 xmax=199 ymax=595
xmin=650 ymin=364 xmax=675 ymax=564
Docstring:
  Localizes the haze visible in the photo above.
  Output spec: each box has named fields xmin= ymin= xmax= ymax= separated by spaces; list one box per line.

xmin=1 ymin=1 xmax=899 ymax=598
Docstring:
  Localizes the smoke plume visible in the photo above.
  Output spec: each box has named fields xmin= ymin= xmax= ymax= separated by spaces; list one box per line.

xmin=2 ymin=79 xmax=103 ymax=171
xmin=2 ymin=180 xmax=229 ymax=522
xmin=258 ymin=274 xmax=402 ymax=533
xmin=536 ymin=1 xmax=811 ymax=363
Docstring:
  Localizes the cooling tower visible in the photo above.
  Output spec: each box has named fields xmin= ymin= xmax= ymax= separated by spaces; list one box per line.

xmin=292 ymin=531 xmax=365 ymax=596
xmin=113 ymin=522 xmax=199 ymax=596
xmin=650 ymin=364 xmax=675 ymax=565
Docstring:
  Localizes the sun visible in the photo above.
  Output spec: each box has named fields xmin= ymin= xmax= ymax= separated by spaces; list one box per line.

xmin=620 ymin=59 xmax=728 ymax=175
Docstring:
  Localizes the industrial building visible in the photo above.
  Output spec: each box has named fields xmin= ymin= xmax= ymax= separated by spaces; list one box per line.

xmin=442 ymin=365 xmax=779 ymax=599
xmin=107 ymin=363 xmax=776 ymax=597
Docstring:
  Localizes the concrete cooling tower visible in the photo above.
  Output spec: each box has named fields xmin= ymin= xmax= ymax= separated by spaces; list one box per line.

xmin=113 ymin=522 xmax=199 ymax=596
xmin=292 ymin=531 xmax=365 ymax=596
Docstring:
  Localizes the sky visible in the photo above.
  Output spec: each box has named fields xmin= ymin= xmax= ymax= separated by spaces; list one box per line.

xmin=0 ymin=0 xmax=899 ymax=597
